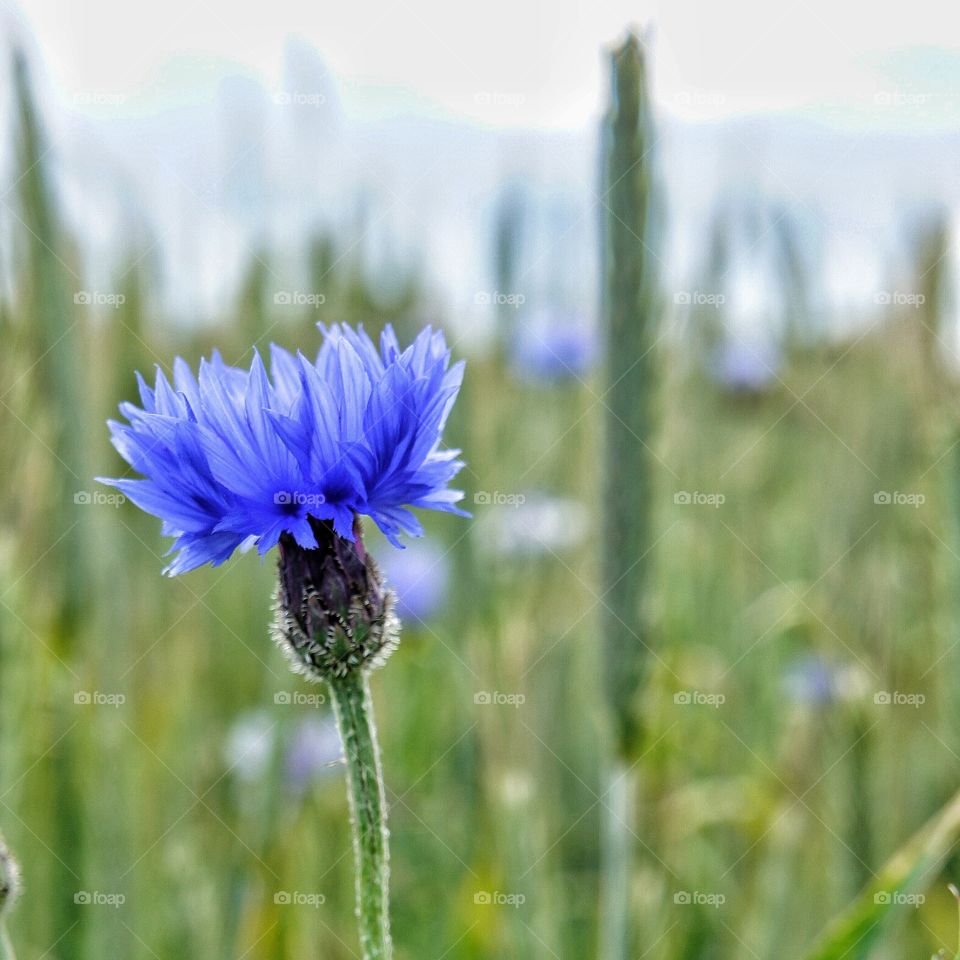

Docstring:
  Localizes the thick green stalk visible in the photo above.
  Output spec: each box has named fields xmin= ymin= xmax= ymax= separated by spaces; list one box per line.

xmin=13 ymin=51 xmax=90 ymax=642
xmin=601 ymin=31 xmax=656 ymax=762
xmin=329 ymin=671 xmax=392 ymax=960
xmin=12 ymin=56 xmax=87 ymax=957
xmin=599 ymin=31 xmax=657 ymax=960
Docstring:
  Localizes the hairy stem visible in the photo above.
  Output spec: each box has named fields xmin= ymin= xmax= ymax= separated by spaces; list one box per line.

xmin=329 ymin=671 xmax=392 ymax=960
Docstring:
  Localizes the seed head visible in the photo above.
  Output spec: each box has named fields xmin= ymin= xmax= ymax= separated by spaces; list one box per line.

xmin=272 ymin=517 xmax=399 ymax=681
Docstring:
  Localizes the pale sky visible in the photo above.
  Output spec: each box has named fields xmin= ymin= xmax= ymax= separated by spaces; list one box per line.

xmin=11 ymin=0 xmax=960 ymax=129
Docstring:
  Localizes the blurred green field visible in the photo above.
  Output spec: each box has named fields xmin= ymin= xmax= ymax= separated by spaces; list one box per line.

xmin=2 ymin=50 xmax=960 ymax=960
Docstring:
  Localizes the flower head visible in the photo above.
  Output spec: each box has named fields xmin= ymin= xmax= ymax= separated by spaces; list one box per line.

xmin=99 ymin=324 xmax=467 ymax=574
xmin=273 ymin=517 xmax=400 ymax=679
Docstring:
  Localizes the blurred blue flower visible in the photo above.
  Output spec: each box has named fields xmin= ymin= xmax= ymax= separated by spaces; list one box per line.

xmin=378 ymin=538 xmax=450 ymax=622
xmin=782 ymin=655 xmax=836 ymax=706
xmin=224 ymin=711 xmax=342 ymax=792
xmin=512 ymin=311 xmax=598 ymax=382
xmin=781 ymin=654 xmax=868 ymax=707
xmin=709 ymin=337 xmax=781 ymax=395
xmin=99 ymin=324 xmax=467 ymax=573
xmin=285 ymin=714 xmax=343 ymax=792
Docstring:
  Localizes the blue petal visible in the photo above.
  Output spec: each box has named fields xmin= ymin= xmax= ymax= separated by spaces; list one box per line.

xmin=101 ymin=322 xmax=468 ymax=572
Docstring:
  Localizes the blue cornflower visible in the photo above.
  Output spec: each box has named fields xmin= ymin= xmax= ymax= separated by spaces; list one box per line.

xmin=512 ymin=310 xmax=598 ymax=383
xmin=99 ymin=323 xmax=467 ymax=575
xmin=709 ymin=335 xmax=781 ymax=396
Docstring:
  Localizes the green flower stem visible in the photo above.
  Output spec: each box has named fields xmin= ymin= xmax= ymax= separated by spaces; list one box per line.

xmin=329 ymin=670 xmax=392 ymax=960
